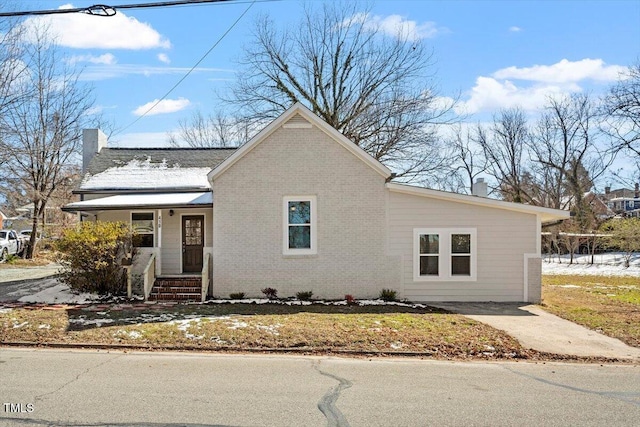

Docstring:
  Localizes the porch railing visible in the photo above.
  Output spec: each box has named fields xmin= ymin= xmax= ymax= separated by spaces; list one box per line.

xmin=201 ymin=252 xmax=211 ymax=302
xmin=143 ymin=253 xmax=156 ymax=300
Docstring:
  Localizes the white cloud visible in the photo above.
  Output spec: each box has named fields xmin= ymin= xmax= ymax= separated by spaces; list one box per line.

xmin=346 ymin=13 xmax=444 ymax=41
xmin=456 ymin=76 xmax=576 ymax=114
xmin=132 ymin=98 xmax=190 ymax=116
xmin=457 ymin=59 xmax=628 ymax=114
xmin=67 ymin=53 xmax=117 ymax=66
xmin=493 ymin=58 xmax=626 ymax=83
xmin=78 ymin=64 xmax=232 ymax=81
xmin=157 ymin=53 xmax=171 ymax=64
xmin=22 ymin=4 xmax=170 ymax=49
xmin=509 ymin=26 xmax=522 ymax=32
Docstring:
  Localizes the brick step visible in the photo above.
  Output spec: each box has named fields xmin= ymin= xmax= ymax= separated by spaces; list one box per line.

xmin=151 ymin=286 xmax=202 ymax=294
xmin=155 ymin=280 xmax=201 ymax=287
xmin=150 ymin=293 xmax=201 ymax=301
xmin=149 ymin=277 xmax=202 ymax=301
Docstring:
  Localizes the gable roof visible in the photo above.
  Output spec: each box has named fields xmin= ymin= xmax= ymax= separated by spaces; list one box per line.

xmin=79 ymin=147 xmax=236 ymax=193
xmin=387 ymin=182 xmax=569 ymax=223
xmin=208 ymin=103 xmax=391 ymax=181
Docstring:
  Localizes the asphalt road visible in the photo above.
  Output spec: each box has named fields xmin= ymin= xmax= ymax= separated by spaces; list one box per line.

xmin=0 ymin=349 xmax=639 ymax=427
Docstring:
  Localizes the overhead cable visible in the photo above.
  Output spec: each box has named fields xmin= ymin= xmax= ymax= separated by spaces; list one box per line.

xmin=0 ymin=0 xmax=239 ymax=17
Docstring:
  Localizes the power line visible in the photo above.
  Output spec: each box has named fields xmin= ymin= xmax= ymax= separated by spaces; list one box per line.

xmin=0 ymin=0 xmax=239 ymax=17
xmin=113 ymin=0 xmax=256 ymax=136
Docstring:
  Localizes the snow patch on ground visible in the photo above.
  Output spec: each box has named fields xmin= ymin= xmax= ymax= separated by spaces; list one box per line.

xmin=542 ymin=252 xmax=640 ymax=277
xmin=115 ymin=329 xmax=142 ymax=340
xmin=68 ymin=316 xmax=115 ymax=327
xmin=255 ymin=323 xmax=281 ymax=335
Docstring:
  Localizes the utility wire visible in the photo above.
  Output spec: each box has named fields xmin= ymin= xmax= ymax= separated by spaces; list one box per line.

xmin=113 ymin=0 xmax=256 ymax=136
xmin=0 ymin=0 xmax=240 ymax=17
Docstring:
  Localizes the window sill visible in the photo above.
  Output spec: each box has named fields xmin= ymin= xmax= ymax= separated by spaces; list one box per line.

xmin=282 ymin=253 xmax=318 ymax=259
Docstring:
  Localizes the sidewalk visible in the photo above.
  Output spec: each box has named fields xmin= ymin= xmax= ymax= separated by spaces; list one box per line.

xmin=0 ymin=263 xmax=61 ymax=283
xmin=431 ymin=302 xmax=640 ymax=360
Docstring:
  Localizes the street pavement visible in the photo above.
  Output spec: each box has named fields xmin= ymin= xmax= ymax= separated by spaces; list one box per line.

xmin=1 ymin=348 xmax=639 ymax=426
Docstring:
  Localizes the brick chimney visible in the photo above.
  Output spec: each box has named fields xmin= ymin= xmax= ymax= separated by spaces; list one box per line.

xmin=472 ymin=178 xmax=488 ymax=197
xmin=82 ymin=129 xmax=107 ymax=173
xmin=635 ymin=183 xmax=639 ymax=199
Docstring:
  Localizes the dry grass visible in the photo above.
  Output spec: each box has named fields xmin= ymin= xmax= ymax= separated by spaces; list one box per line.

xmin=0 ymin=250 xmax=57 ymax=268
xmin=542 ymin=275 xmax=640 ymax=348
xmin=0 ymin=303 xmax=530 ymax=360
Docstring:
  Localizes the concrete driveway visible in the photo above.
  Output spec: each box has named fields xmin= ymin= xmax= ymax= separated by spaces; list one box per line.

xmin=0 ymin=264 xmax=61 ymax=302
xmin=431 ymin=302 xmax=640 ymax=360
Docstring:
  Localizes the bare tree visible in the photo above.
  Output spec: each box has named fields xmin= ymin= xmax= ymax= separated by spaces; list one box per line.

xmin=0 ymin=26 xmax=95 ymax=258
xmin=477 ymin=108 xmax=534 ymax=203
xmin=226 ymin=2 xmax=455 ymax=180
xmin=444 ymin=125 xmax=487 ymax=194
xmin=529 ymin=94 xmax=611 ymax=230
xmin=0 ymin=7 xmax=30 ymax=168
xmin=167 ymin=110 xmax=249 ymax=148
xmin=603 ymin=61 xmax=640 ymax=158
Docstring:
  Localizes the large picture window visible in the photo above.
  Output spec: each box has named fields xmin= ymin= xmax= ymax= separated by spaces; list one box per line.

xmin=131 ymin=212 xmax=154 ymax=247
xmin=283 ymin=196 xmax=316 ymax=255
xmin=413 ymin=228 xmax=476 ymax=281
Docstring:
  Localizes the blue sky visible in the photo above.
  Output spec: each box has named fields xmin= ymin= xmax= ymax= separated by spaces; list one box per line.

xmin=21 ymin=0 xmax=640 ymax=149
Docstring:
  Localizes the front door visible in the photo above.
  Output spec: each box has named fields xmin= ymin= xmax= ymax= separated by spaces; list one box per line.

xmin=182 ymin=215 xmax=204 ymax=273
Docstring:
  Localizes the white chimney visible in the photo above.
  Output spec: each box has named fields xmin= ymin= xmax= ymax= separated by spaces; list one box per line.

xmin=472 ymin=178 xmax=487 ymax=197
xmin=82 ymin=129 xmax=107 ymax=172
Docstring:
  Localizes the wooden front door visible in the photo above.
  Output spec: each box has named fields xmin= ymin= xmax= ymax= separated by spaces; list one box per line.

xmin=182 ymin=215 xmax=204 ymax=273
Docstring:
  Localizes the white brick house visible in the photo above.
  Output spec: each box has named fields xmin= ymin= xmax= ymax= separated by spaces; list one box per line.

xmin=64 ymin=103 xmax=568 ymax=302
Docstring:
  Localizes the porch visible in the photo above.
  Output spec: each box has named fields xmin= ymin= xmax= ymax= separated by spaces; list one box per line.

xmin=132 ymin=252 xmax=211 ymax=302
xmin=63 ymin=192 xmax=214 ymax=302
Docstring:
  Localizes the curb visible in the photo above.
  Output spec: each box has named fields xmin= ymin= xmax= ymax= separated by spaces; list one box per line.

xmin=1 ymin=341 xmax=634 ymax=364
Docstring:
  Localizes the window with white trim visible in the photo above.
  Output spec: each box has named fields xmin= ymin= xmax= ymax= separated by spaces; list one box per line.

xmin=283 ymin=196 xmax=316 ymax=255
xmin=131 ymin=212 xmax=155 ymax=247
xmin=413 ymin=228 xmax=476 ymax=281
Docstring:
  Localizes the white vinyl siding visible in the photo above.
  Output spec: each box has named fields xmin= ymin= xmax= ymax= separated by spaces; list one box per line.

xmin=388 ymin=190 xmax=538 ymax=302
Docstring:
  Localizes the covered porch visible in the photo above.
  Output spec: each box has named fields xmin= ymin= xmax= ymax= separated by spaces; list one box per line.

xmin=62 ymin=192 xmax=214 ymax=301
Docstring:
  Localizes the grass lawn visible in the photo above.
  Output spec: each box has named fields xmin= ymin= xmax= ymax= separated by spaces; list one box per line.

xmin=0 ymin=302 xmax=531 ymax=360
xmin=542 ymin=275 xmax=640 ymax=348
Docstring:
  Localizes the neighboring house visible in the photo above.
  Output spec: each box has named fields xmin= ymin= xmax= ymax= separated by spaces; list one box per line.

xmin=601 ymin=185 xmax=640 ymax=218
xmin=64 ymin=103 xmax=568 ymax=303
xmin=0 ymin=209 xmax=6 ymax=229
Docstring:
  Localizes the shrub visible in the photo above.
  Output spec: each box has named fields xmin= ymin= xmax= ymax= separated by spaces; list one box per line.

xmin=5 ymin=253 xmax=20 ymax=264
xmin=296 ymin=290 xmax=313 ymax=301
xmin=56 ymin=221 xmax=135 ymax=295
xmin=261 ymin=287 xmax=278 ymax=299
xmin=345 ymin=294 xmax=356 ymax=305
xmin=379 ymin=288 xmax=397 ymax=302
xmin=229 ymin=292 xmax=245 ymax=300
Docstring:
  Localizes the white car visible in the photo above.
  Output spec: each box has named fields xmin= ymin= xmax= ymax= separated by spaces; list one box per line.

xmin=0 ymin=229 xmax=26 ymax=260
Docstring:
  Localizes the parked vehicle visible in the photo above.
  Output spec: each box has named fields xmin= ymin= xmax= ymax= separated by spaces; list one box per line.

xmin=0 ymin=229 xmax=28 ymax=261
xmin=20 ymin=229 xmax=42 ymax=240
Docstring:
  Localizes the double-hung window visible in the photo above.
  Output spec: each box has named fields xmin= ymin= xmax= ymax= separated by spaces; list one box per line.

xmin=413 ymin=228 xmax=476 ymax=281
xmin=131 ymin=212 xmax=155 ymax=247
xmin=283 ymin=196 xmax=316 ymax=255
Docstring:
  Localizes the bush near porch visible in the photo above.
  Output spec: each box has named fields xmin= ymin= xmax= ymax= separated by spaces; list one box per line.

xmin=56 ymin=221 xmax=135 ymax=295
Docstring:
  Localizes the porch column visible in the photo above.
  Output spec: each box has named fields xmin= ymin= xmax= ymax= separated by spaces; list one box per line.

xmin=157 ymin=209 xmax=162 ymax=275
